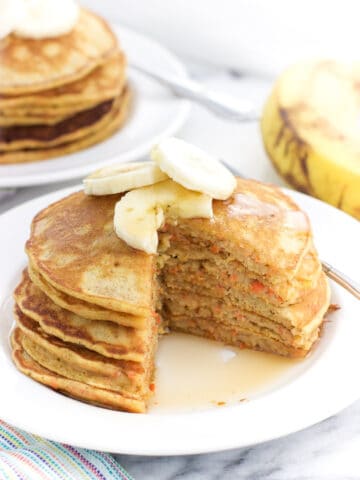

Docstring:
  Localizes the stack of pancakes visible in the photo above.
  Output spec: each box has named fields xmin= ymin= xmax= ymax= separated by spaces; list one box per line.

xmin=0 ymin=9 xmax=130 ymax=164
xmin=12 ymin=178 xmax=330 ymax=412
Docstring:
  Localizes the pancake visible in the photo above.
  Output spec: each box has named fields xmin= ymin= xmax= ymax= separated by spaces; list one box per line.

xmin=14 ymin=270 xmax=151 ymax=361
xmin=0 ymin=86 xmax=130 ymax=150
xmin=0 ymin=9 xmax=118 ymax=95
xmin=11 ymin=329 xmax=147 ymax=412
xmin=168 ymin=316 xmax=312 ymax=358
xmin=0 ymin=52 xmax=126 ymax=110
xmin=0 ymin=86 xmax=131 ymax=164
xmin=162 ymin=271 xmax=330 ymax=332
xmin=0 ymin=54 xmax=126 ymax=126
xmin=14 ymin=309 xmax=156 ymax=396
xmin=160 ymin=248 xmax=322 ymax=307
xmin=26 ymin=190 xmax=155 ymax=316
xmin=164 ymin=272 xmax=330 ymax=354
xmin=0 ymin=107 xmax=86 ymax=126
xmin=0 ymin=99 xmax=113 ymax=149
xmin=28 ymin=264 xmax=147 ymax=328
xmin=159 ymin=179 xmax=313 ymax=283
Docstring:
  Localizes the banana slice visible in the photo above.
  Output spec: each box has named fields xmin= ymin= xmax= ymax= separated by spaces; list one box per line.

xmin=114 ymin=179 xmax=213 ymax=254
xmin=83 ymin=162 xmax=168 ymax=196
xmin=151 ymin=137 xmax=236 ymax=200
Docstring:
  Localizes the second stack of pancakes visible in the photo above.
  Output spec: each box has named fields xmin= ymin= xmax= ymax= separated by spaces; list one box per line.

xmin=0 ymin=8 xmax=130 ymax=164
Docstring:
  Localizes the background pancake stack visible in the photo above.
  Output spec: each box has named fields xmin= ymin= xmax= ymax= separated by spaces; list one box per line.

xmin=0 ymin=8 xmax=130 ymax=164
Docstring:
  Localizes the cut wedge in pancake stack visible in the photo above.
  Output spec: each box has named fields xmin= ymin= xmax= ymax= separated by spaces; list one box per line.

xmin=0 ymin=8 xmax=130 ymax=164
xmin=12 ymin=138 xmax=331 ymax=412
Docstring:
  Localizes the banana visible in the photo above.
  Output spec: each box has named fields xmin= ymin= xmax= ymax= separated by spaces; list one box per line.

xmin=151 ymin=137 xmax=236 ymax=200
xmin=261 ymin=60 xmax=360 ymax=220
xmin=83 ymin=161 xmax=168 ymax=196
xmin=114 ymin=179 xmax=213 ymax=254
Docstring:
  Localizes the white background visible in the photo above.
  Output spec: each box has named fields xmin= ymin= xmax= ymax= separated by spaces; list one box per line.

xmin=83 ymin=0 xmax=360 ymax=76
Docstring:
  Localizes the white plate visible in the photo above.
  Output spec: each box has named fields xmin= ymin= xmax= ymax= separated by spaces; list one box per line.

xmin=0 ymin=26 xmax=190 ymax=188
xmin=0 ymin=187 xmax=359 ymax=456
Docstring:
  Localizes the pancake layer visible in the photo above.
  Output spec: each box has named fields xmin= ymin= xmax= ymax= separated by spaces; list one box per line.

xmin=15 ymin=271 xmax=151 ymax=361
xmin=0 ymin=52 xmax=126 ymax=109
xmin=0 ymin=87 xmax=131 ymax=164
xmin=12 ymin=329 xmax=147 ymax=413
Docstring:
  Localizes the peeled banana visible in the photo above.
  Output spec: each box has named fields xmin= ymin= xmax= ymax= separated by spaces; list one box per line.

xmin=261 ymin=60 xmax=360 ymax=220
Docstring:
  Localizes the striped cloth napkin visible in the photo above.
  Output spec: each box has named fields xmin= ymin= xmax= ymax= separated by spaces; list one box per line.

xmin=0 ymin=420 xmax=133 ymax=480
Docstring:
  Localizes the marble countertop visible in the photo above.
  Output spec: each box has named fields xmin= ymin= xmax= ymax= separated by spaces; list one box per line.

xmin=1 ymin=65 xmax=360 ymax=480
xmin=116 ymin=401 xmax=360 ymax=480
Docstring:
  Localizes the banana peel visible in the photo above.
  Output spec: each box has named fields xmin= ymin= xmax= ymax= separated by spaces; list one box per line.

xmin=261 ymin=60 xmax=360 ymax=220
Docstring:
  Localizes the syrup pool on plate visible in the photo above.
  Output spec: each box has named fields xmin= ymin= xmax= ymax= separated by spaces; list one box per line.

xmin=149 ymin=332 xmax=301 ymax=412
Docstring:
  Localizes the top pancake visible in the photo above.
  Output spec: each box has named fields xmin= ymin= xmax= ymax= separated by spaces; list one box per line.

xmin=26 ymin=179 xmax=314 ymax=316
xmin=0 ymin=9 xmax=118 ymax=95
xmin=168 ymin=178 xmax=313 ymax=281
xmin=26 ymin=191 xmax=156 ymax=316
xmin=28 ymin=263 xmax=147 ymax=328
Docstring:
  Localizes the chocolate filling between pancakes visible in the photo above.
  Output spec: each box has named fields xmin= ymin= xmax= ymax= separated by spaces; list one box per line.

xmin=0 ymin=99 xmax=114 ymax=143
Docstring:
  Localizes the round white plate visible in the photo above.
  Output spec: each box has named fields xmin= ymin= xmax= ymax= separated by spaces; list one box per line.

xmin=0 ymin=187 xmax=359 ymax=455
xmin=0 ymin=26 xmax=190 ymax=188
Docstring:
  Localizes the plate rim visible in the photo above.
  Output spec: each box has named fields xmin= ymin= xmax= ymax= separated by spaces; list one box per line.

xmin=0 ymin=186 xmax=359 ymax=456
xmin=0 ymin=24 xmax=191 ymax=188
